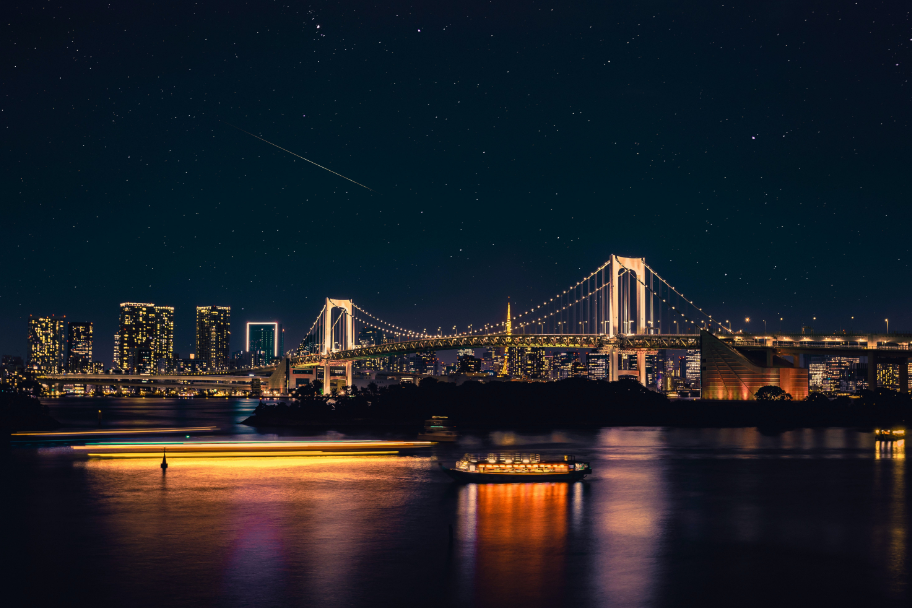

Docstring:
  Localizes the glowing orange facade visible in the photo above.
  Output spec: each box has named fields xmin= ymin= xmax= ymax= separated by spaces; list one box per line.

xmin=701 ymin=331 xmax=808 ymax=400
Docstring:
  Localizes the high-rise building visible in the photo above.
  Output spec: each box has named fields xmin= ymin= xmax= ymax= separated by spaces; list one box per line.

xmin=358 ymin=327 xmax=384 ymax=347
xmin=587 ymin=353 xmax=610 ymax=380
xmin=27 ymin=316 xmax=66 ymax=373
xmin=153 ymin=306 xmax=175 ymax=370
xmin=66 ymin=322 xmax=93 ymax=373
xmin=414 ymin=350 xmax=439 ymax=375
xmin=877 ymin=363 xmax=899 ymax=391
xmin=807 ymin=355 xmax=828 ymax=392
xmin=458 ymin=355 xmax=482 ymax=374
xmin=643 ymin=352 xmax=658 ymax=388
xmin=481 ymin=350 xmax=496 ymax=372
xmin=115 ymin=303 xmax=174 ymax=374
xmin=196 ymin=306 xmax=231 ymax=371
xmin=685 ymin=349 xmax=701 ymax=389
xmin=247 ymin=322 xmax=283 ymax=366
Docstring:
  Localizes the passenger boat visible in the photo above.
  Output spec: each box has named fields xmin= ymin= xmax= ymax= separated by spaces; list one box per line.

xmin=440 ymin=452 xmax=591 ymax=483
xmin=874 ymin=427 xmax=906 ymax=441
xmin=417 ymin=416 xmax=458 ymax=442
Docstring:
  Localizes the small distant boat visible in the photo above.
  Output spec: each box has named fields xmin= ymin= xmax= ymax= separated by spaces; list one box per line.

xmin=440 ymin=452 xmax=591 ymax=483
xmin=874 ymin=427 xmax=906 ymax=441
xmin=418 ymin=416 xmax=458 ymax=442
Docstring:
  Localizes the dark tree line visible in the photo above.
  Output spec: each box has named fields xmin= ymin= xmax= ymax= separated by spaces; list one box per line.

xmin=245 ymin=378 xmax=911 ymax=429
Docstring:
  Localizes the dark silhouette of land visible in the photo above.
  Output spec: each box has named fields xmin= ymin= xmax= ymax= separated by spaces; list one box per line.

xmin=242 ymin=377 xmax=909 ymax=430
xmin=1 ymin=390 xmax=60 ymax=433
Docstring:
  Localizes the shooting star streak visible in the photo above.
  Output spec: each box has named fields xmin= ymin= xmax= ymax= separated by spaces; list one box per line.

xmin=223 ymin=121 xmax=373 ymax=191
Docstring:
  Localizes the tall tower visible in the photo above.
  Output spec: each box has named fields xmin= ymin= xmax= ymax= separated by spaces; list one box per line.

xmin=247 ymin=322 xmax=281 ymax=366
xmin=196 ymin=306 xmax=231 ymax=371
xmin=153 ymin=306 xmax=175 ymax=371
xmin=66 ymin=322 xmax=93 ymax=373
xmin=501 ymin=299 xmax=513 ymax=377
xmin=27 ymin=316 xmax=66 ymax=373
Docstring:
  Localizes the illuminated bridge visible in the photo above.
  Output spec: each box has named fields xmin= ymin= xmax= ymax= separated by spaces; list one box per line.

xmin=40 ymin=254 xmax=912 ymax=400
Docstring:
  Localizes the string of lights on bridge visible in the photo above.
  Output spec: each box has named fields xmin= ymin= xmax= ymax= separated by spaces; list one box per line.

xmin=626 ymin=260 xmax=733 ymax=334
xmin=298 ymin=258 xmax=733 ymax=354
xmin=512 ymin=259 xmax=613 ymax=321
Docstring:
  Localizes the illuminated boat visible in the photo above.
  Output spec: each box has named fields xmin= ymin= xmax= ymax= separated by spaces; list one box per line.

xmin=874 ymin=427 xmax=906 ymax=441
xmin=417 ymin=416 xmax=458 ymax=442
xmin=440 ymin=452 xmax=591 ymax=483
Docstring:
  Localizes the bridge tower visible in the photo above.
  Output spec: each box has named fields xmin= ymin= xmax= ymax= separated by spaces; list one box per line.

xmin=608 ymin=255 xmax=648 ymax=383
xmin=322 ymin=298 xmax=354 ymax=393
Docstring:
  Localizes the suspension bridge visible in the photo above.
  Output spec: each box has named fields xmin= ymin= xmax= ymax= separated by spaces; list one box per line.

xmin=276 ymin=256 xmax=714 ymax=387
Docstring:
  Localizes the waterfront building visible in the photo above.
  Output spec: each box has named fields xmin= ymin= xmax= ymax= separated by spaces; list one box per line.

xmin=247 ymin=322 xmax=283 ymax=366
xmin=115 ymin=303 xmax=174 ymax=374
xmin=66 ymin=322 xmax=93 ymax=373
xmin=196 ymin=306 xmax=231 ymax=371
xmin=153 ymin=306 xmax=175 ymax=370
xmin=27 ymin=315 xmax=66 ymax=374
xmin=1 ymin=355 xmax=27 ymax=390
xmin=701 ymin=332 xmax=808 ymax=400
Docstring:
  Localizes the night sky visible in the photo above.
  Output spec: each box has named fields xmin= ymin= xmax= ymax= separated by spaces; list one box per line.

xmin=3 ymin=1 xmax=910 ymax=363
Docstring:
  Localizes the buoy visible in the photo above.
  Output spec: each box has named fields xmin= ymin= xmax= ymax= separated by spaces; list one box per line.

xmin=161 ymin=447 xmax=168 ymax=470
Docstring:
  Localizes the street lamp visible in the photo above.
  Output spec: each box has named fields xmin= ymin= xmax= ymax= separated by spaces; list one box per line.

xmin=886 ymin=318 xmax=889 ymax=334
xmin=762 ymin=319 xmax=767 ymax=334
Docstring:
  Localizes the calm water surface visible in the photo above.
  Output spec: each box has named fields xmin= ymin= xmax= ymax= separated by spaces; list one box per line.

xmin=8 ymin=398 xmax=909 ymax=607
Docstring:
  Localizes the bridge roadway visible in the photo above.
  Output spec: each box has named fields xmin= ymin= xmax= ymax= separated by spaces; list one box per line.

xmin=289 ymin=331 xmax=912 ymax=366
xmin=288 ymin=333 xmax=912 ymax=371
xmin=38 ymin=373 xmax=271 ymax=392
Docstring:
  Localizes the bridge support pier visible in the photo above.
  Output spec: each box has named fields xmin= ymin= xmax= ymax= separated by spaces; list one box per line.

xmin=321 ymin=361 xmax=353 ymax=395
xmin=637 ymin=351 xmax=646 ymax=386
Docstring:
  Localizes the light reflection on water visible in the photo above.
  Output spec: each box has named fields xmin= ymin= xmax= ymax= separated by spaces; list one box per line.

xmin=10 ymin=417 xmax=910 ymax=608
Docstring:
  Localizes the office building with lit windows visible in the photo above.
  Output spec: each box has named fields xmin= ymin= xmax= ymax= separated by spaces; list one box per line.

xmin=247 ymin=322 xmax=284 ymax=366
xmin=197 ymin=306 xmax=231 ymax=371
xmin=506 ymin=347 xmax=546 ymax=379
xmin=27 ymin=315 xmax=66 ymax=374
xmin=685 ymin=349 xmax=701 ymax=389
xmin=586 ymin=353 xmax=610 ymax=380
xmin=66 ymin=322 xmax=93 ymax=373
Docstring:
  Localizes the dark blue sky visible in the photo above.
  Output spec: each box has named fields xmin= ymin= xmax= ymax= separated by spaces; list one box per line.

xmin=2 ymin=0 xmax=910 ymax=363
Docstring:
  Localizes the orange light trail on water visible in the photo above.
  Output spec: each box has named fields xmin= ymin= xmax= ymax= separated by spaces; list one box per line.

xmin=72 ymin=440 xmax=435 ymax=458
xmin=86 ymin=450 xmax=400 ymax=459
